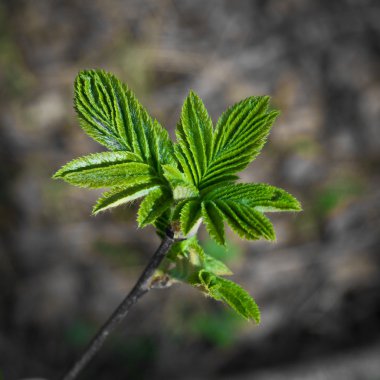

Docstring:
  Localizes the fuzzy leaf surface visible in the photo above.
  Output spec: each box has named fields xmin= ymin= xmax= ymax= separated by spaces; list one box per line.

xmin=74 ymin=70 xmax=175 ymax=173
xmin=93 ymin=184 xmax=160 ymax=214
xmin=137 ymin=187 xmax=172 ymax=227
xmin=153 ymin=209 xmax=173 ymax=238
xmin=166 ymin=238 xmax=232 ymax=281
xmin=202 ymin=255 xmax=233 ymax=276
xmin=53 ymin=152 xmax=155 ymax=188
xmin=204 ymin=183 xmax=302 ymax=212
xmin=196 ymin=270 xmax=260 ymax=323
xmin=215 ymin=201 xmax=275 ymax=241
xmin=200 ymin=96 xmax=279 ymax=189
xmin=162 ymin=164 xmax=198 ymax=200
xmin=201 ymin=183 xmax=301 ymax=242
xmin=201 ymin=202 xmax=226 ymax=245
xmin=180 ymin=200 xmax=202 ymax=235
xmin=175 ymin=91 xmax=213 ymax=186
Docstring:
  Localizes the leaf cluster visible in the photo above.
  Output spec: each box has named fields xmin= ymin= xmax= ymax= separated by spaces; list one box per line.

xmin=53 ymin=70 xmax=301 ymax=322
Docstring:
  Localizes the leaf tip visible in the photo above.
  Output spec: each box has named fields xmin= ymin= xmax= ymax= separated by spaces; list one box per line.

xmin=52 ymin=168 xmax=64 ymax=180
xmin=293 ymin=199 xmax=302 ymax=212
xmin=285 ymin=195 xmax=302 ymax=212
xmin=91 ymin=205 xmax=101 ymax=216
xmin=218 ymin=237 xmax=227 ymax=247
xmin=252 ymin=310 xmax=261 ymax=325
xmin=266 ymin=223 xmax=277 ymax=241
xmin=136 ymin=215 xmax=146 ymax=228
xmin=188 ymin=89 xmax=198 ymax=98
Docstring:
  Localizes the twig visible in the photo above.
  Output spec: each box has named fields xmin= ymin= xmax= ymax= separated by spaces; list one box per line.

xmin=60 ymin=232 xmax=175 ymax=380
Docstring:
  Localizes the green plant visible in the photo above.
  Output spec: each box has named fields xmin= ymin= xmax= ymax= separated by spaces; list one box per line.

xmin=53 ymin=69 xmax=301 ymax=379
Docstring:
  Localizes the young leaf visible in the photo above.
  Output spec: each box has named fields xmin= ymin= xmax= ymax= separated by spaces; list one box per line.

xmin=200 ymin=96 xmax=279 ymax=189
xmin=201 ymin=202 xmax=226 ymax=246
xmin=137 ymin=187 xmax=172 ymax=227
xmin=162 ymin=164 xmax=189 ymax=187
xmin=204 ymin=183 xmax=301 ymax=212
xmin=74 ymin=70 xmax=131 ymax=151
xmin=53 ymin=151 xmax=154 ymax=188
xmin=213 ymin=202 xmax=257 ymax=241
xmin=175 ymin=91 xmax=213 ymax=186
xmin=200 ymin=182 xmax=301 ymax=242
xmin=172 ymin=199 xmax=190 ymax=223
xmin=195 ymin=270 xmax=260 ymax=323
xmin=154 ymin=208 xmax=172 ymax=238
xmin=202 ymin=255 xmax=233 ymax=276
xmin=162 ymin=164 xmax=199 ymax=200
xmin=185 ymin=236 xmax=206 ymax=262
xmin=167 ymin=254 xmax=195 ymax=282
xmin=166 ymin=236 xmax=232 ymax=276
xmin=216 ymin=201 xmax=275 ymax=241
xmin=75 ymin=70 xmax=175 ymax=172
xmin=93 ymin=184 xmax=160 ymax=214
xmin=180 ymin=200 xmax=202 ymax=236
xmin=213 ymin=277 xmax=260 ymax=323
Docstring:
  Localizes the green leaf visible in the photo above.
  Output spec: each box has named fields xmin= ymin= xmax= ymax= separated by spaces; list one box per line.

xmin=74 ymin=70 xmax=130 ymax=151
xmin=213 ymin=277 xmax=260 ymax=323
xmin=200 ymin=96 xmax=279 ymax=189
xmin=168 ymin=235 xmax=205 ymax=263
xmin=204 ymin=183 xmax=302 ymax=212
xmin=93 ymin=184 xmax=160 ymax=214
xmin=201 ymin=202 xmax=226 ymax=246
xmin=53 ymin=151 xmax=154 ymax=188
xmin=185 ymin=236 xmax=206 ymax=262
xmin=145 ymin=119 xmax=177 ymax=173
xmin=74 ymin=70 xmax=175 ymax=172
xmin=200 ymin=182 xmax=301 ymax=241
xmin=162 ymin=164 xmax=199 ymax=200
xmin=196 ymin=270 xmax=260 ymax=323
xmin=162 ymin=164 xmax=187 ymax=186
xmin=202 ymin=255 xmax=233 ymax=276
xmin=166 ymin=236 xmax=232 ymax=276
xmin=137 ymin=187 xmax=172 ymax=227
xmin=172 ymin=199 xmax=190 ymax=223
xmin=216 ymin=201 xmax=275 ymax=241
xmin=153 ymin=209 xmax=172 ymax=238
xmin=180 ymin=200 xmax=202 ymax=235
xmin=214 ymin=202 xmax=256 ymax=241
xmin=164 ymin=237 xmax=201 ymax=281
xmin=167 ymin=255 xmax=194 ymax=282
xmin=175 ymin=91 xmax=213 ymax=186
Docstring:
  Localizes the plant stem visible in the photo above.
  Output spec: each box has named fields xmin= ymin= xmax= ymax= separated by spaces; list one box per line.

xmin=60 ymin=232 xmax=175 ymax=380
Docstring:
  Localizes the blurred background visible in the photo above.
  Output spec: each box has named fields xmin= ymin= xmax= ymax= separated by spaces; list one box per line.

xmin=1 ymin=0 xmax=379 ymax=379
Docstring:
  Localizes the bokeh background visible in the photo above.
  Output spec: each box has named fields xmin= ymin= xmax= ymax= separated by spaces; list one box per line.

xmin=1 ymin=0 xmax=380 ymax=379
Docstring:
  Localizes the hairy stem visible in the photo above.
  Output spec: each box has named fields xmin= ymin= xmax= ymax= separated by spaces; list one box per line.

xmin=60 ymin=232 xmax=175 ymax=380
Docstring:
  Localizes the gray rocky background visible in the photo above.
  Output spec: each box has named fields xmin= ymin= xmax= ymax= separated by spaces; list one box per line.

xmin=0 ymin=0 xmax=379 ymax=379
